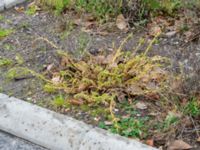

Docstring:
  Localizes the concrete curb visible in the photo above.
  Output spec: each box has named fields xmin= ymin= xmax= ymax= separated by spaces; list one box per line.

xmin=0 ymin=0 xmax=26 ymax=11
xmin=0 ymin=93 xmax=157 ymax=150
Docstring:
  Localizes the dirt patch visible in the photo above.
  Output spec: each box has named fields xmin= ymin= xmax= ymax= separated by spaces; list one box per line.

xmin=0 ymin=2 xmax=200 ymax=150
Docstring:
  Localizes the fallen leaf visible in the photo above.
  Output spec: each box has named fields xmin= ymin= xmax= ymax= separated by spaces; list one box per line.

xmin=28 ymin=1 xmax=41 ymax=11
xmin=184 ymin=31 xmax=193 ymax=42
xmin=168 ymin=140 xmax=192 ymax=150
xmin=51 ymin=75 xmax=61 ymax=85
xmin=85 ymin=14 xmax=95 ymax=22
xmin=14 ymin=6 xmax=25 ymax=13
xmin=95 ymin=55 xmax=108 ymax=65
xmin=146 ymin=139 xmax=154 ymax=147
xmin=96 ymin=31 xmax=109 ymax=36
xmin=70 ymin=99 xmax=84 ymax=105
xmin=126 ymin=85 xmax=143 ymax=95
xmin=47 ymin=63 xmax=54 ymax=71
xmin=61 ymin=56 xmax=70 ymax=67
xmin=135 ymin=102 xmax=147 ymax=110
xmin=77 ymin=83 xmax=88 ymax=92
xmin=104 ymin=121 xmax=112 ymax=126
xmin=116 ymin=14 xmax=128 ymax=31
xmin=165 ymin=31 xmax=177 ymax=38
xmin=73 ymin=18 xmax=82 ymax=26
xmin=149 ymin=25 xmax=161 ymax=37
xmin=83 ymin=21 xmax=96 ymax=29
xmin=28 ymin=2 xmax=35 ymax=7
xmin=197 ymin=137 xmax=200 ymax=142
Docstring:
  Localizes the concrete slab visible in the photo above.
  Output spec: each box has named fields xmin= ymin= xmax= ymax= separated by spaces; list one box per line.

xmin=0 ymin=94 xmax=91 ymax=150
xmin=0 ymin=0 xmax=5 ymax=11
xmin=0 ymin=130 xmax=46 ymax=150
xmin=0 ymin=93 xmax=157 ymax=150
xmin=0 ymin=0 xmax=26 ymax=12
xmin=4 ymin=0 xmax=25 ymax=9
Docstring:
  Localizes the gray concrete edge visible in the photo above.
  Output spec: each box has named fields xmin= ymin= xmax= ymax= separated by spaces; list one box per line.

xmin=0 ymin=93 xmax=157 ymax=150
xmin=0 ymin=0 xmax=26 ymax=12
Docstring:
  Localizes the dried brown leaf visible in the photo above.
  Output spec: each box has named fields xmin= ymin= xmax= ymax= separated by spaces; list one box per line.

xmin=135 ymin=102 xmax=147 ymax=110
xmin=168 ymin=140 xmax=192 ymax=150
xmin=14 ymin=6 xmax=25 ymax=13
xmin=51 ymin=75 xmax=61 ymax=85
xmin=61 ymin=56 xmax=70 ymax=67
xmin=116 ymin=14 xmax=128 ymax=31
xmin=149 ymin=26 xmax=162 ymax=37
xmin=47 ymin=63 xmax=54 ymax=71
xmin=77 ymin=83 xmax=88 ymax=92
xmin=70 ymin=99 xmax=84 ymax=105
xmin=197 ymin=137 xmax=200 ymax=142
xmin=146 ymin=139 xmax=154 ymax=147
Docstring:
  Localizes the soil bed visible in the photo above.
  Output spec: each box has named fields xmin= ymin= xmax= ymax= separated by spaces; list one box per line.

xmin=0 ymin=2 xmax=200 ymax=150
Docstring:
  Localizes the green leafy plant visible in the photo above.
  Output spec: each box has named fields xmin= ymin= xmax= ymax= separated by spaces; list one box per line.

xmin=99 ymin=117 xmax=147 ymax=138
xmin=184 ymin=98 xmax=200 ymax=117
xmin=163 ymin=112 xmax=179 ymax=129
xmin=36 ymin=0 xmax=194 ymax=24
xmin=36 ymin=0 xmax=122 ymax=21
xmin=143 ymin=0 xmax=181 ymax=15
xmin=0 ymin=57 xmax=13 ymax=67
xmin=52 ymin=95 xmax=66 ymax=108
xmin=0 ymin=28 xmax=13 ymax=39
xmin=6 ymin=67 xmax=30 ymax=80
xmin=26 ymin=3 xmax=38 ymax=15
xmin=0 ymin=15 xmax=4 ymax=21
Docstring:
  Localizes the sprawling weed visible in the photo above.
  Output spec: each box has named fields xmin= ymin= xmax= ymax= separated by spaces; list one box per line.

xmin=28 ymin=33 xmax=173 ymax=127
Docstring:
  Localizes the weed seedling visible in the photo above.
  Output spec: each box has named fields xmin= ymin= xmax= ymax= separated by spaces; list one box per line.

xmin=184 ymin=97 xmax=200 ymax=117
xmin=52 ymin=95 xmax=66 ymax=108
xmin=15 ymin=54 xmax=24 ymax=65
xmin=0 ymin=57 xmax=13 ymax=67
xmin=6 ymin=67 xmax=30 ymax=80
xmin=0 ymin=15 xmax=4 ymax=21
xmin=0 ymin=28 xmax=13 ymax=39
xmin=99 ymin=117 xmax=147 ymax=138
xmin=163 ymin=112 xmax=179 ymax=130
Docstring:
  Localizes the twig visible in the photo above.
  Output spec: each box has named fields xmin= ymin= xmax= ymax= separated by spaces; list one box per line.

xmin=190 ymin=115 xmax=200 ymax=137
